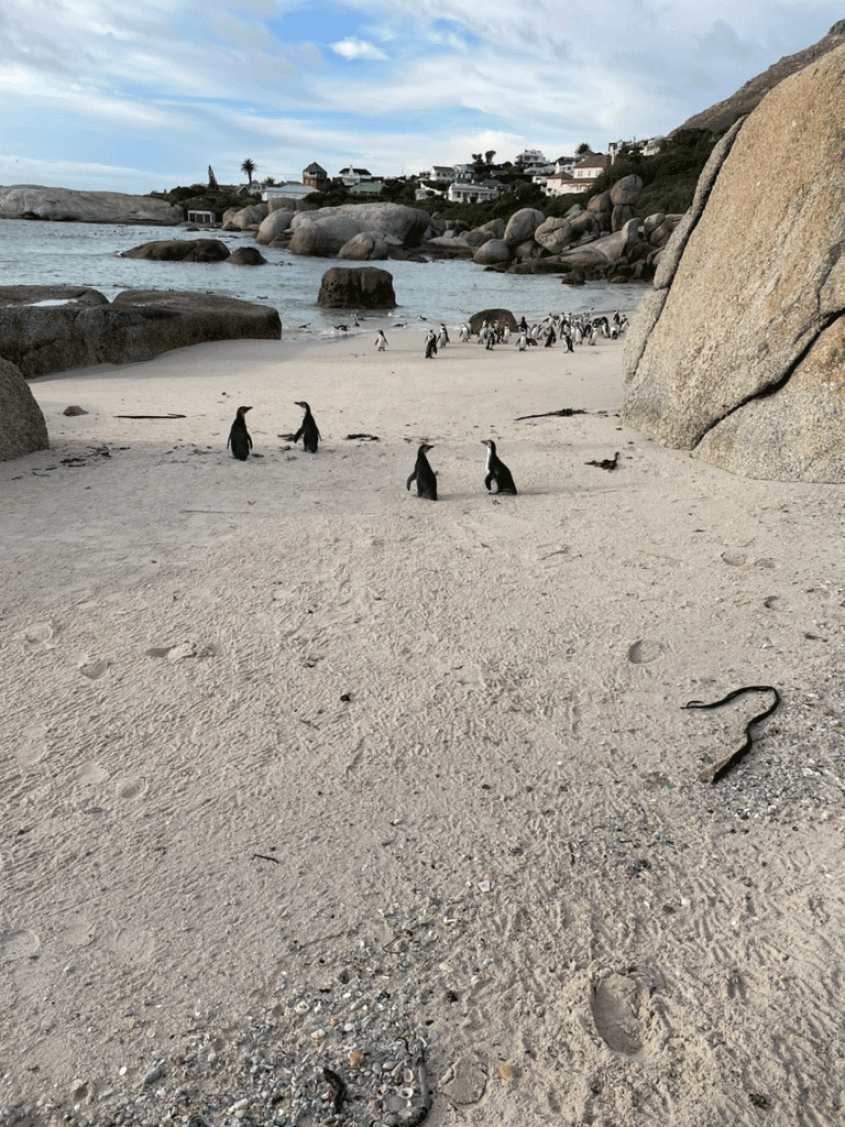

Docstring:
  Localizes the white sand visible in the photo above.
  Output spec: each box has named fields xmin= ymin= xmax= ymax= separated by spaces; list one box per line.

xmin=3 ymin=328 xmax=845 ymax=1126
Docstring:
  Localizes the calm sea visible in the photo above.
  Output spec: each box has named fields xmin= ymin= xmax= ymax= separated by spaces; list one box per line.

xmin=0 ymin=218 xmax=645 ymax=340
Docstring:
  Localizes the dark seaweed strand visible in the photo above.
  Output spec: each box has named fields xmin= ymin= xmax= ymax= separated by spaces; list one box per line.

xmin=682 ymin=686 xmax=781 ymax=784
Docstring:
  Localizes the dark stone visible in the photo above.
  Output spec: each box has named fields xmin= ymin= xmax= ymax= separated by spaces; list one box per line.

xmin=226 ymin=247 xmax=268 ymax=266
xmin=0 ymin=288 xmax=281 ymax=378
xmin=0 ymin=357 xmax=49 ymax=460
xmin=121 ymin=240 xmax=231 ymax=262
xmin=468 ymin=308 xmax=518 ymax=334
xmin=317 ymin=267 xmax=396 ymax=309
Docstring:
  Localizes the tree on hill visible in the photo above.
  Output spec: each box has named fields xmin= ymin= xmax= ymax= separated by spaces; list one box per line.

xmin=576 ymin=142 xmax=591 ymax=155
xmin=241 ymin=158 xmax=256 ymax=185
xmin=485 ymin=150 xmax=496 ymax=164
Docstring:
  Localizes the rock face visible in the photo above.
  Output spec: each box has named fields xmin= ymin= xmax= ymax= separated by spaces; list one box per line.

xmin=0 ymin=357 xmax=49 ymax=461
xmin=0 ymin=185 xmax=182 ymax=225
xmin=623 ymin=44 xmax=845 ymax=482
xmin=0 ymin=288 xmax=281 ymax=378
xmin=317 ymin=268 xmax=396 ymax=309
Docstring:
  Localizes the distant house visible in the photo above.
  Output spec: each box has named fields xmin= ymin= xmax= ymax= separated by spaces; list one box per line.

xmin=430 ymin=165 xmax=455 ymax=182
xmin=302 ymin=162 xmax=330 ymax=191
xmin=348 ymin=180 xmax=384 ymax=196
xmin=542 ymin=172 xmax=576 ymax=198
xmin=338 ymin=167 xmax=373 ymax=186
xmin=186 ymin=208 xmax=215 ymax=225
xmin=607 ymin=136 xmax=665 ymax=162
xmin=568 ymin=152 xmax=610 ymax=192
xmin=447 ymin=178 xmax=504 ymax=204
xmin=514 ymin=148 xmax=547 ymax=168
xmin=262 ymin=182 xmax=319 ymax=203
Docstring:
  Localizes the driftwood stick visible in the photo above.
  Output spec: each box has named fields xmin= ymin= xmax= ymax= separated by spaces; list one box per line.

xmin=515 ymin=408 xmax=587 ymax=420
xmin=682 ymin=685 xmax=780 ymax=784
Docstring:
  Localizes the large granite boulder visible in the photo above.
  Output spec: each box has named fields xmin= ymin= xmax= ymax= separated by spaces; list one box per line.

xmin=288 ymin=203 xmax=430 ymax=258
xmin=534 ymin=217 xmax=574 ymax=254
xmin=256 ymin=210 xmax=295 ymax=244
xmin=0 ymin=288 xmax=281 ymax=377
xmin=0 ymin=357 xmax=49 ymax=460
xmin=317 ymin=267 xmax=396 ymax=309
xmin=503 ymin=208 xmax=545 ymax=247
xmin=622 ymin=44 xmax=845 ymax=482
xmin=473 ymin=239 xmax=511 ymax=266
xmin=337 ymin=232 xmax=393 ymax=261
xmin=0 ymin=185 xmax=181 ymax=225
xmin=289 ymin=217 xmax=363 ymax=256
xmin=222 ymin=204 xmax=268 ymax=230
xmin=610 ymin=175 xmax=643 ymax=205
xmin=121 ymin=239 xmax=231 ymax=262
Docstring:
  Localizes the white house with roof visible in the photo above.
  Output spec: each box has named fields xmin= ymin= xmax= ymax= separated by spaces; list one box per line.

xmin=447 ymin=178 xmax=504 ymax=204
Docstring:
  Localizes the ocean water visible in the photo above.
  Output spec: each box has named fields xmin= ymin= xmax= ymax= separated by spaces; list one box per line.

xmin=0 ymin=217 xmax=646 ymax=340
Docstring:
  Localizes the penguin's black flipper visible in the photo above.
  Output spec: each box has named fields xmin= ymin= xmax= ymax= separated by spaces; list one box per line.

xmin=406 ymin=470 xmax=417 ymax=491
xmin=293 ymin=425 xmax=304 ymax=444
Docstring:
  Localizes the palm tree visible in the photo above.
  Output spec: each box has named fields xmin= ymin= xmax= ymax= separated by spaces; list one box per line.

xmin=241 ymin=158 xmax=256 ymax=186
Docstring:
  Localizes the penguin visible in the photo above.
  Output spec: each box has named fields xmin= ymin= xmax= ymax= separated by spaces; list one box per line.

xmin=437 ymin=322 xmax=450 ymax=348
xmin=375 ymin=329 xmax=387 ymax=351
xmin=481 ymin=439 xmax=517 ymax=495
xmin=293 ymin=400 xmax=321 ymax=452
xmin=406 ymin=442 xmax=437 ymax=500
xmin=424 ymin=329 xmax=438 ymax=359
xmin=227 ymin=405 xmax=253 ymax=460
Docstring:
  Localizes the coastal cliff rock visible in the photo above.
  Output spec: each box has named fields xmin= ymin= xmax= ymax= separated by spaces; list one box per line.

xmin=671 ymin=20 xmax=845 ymax=136
xmin=622 ymin=44 xmax=845 ymax=482
xmin=0 ymin=357 xmax=49 ymax=461
xmin=317 ymin=267 xmax=396 ymax=309
xmin=0 ymin=288 xmax=281 ymax=378
xmin=0 ymin=185 xmax=181 ymax=225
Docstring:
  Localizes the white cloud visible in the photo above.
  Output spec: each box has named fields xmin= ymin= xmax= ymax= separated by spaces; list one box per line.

xmin=330 ymin=36 xmax=389 ymax=60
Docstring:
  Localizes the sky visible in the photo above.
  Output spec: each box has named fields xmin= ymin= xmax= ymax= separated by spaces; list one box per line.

xmin=1 ymin=1 xmax=842 ymax=194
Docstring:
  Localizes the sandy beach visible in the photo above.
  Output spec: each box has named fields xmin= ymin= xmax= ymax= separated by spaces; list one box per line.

xmin=3 ymin=326 xmax=845 ymax=1127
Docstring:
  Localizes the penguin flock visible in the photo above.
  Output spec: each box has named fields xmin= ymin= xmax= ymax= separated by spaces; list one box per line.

xmin=227 ymin=307 xmax=628 ymax=499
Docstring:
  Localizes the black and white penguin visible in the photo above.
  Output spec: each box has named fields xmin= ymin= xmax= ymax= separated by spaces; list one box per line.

xmin=481 ymin=439 xmax=517 ymax=495
xmin=375 ymin=329 xmax=388 ymax=351
xmin=424 ymin=330 xmax=438 ymax=359
xmin=406 ymin=442 xmax=437 ymax=500
xmin=293 ymin=400 xmax=321 ymax=452
xmin=227 ymin=405 xmax=253 ymax=460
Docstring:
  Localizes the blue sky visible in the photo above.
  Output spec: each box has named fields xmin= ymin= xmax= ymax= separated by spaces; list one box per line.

xmin=0 ymin=1 xmax=840 ymax=193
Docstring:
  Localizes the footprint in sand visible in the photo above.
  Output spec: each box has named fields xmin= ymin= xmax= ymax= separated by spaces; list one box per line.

xmin=14 ymin=722 xmax=49 ymax=767
xmin=79 ymin=658 xmax=110 ymax=680
xmin=77 ymin=761 xmax=109 ymax=786
xmin=591 ymin=972 xmax=645 ymax=1056
xmin=627 ymin=639 xmax=665 ymax=664
xmin=61 ymin=914 xmax=96 ymax=948
xmin=19 ymin=622 xmax=55 ymax=648
xmin=114 ymin=775 xmax=149 ymax=801
xmin=0 ymin=928 xmax=41 ymax=960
